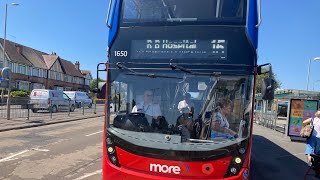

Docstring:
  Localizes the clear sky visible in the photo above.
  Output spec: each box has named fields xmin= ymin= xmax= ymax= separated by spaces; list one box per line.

xmin=1 ymin=0 xmax=320 ymax=91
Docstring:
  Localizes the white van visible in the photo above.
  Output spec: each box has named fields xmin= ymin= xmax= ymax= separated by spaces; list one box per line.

xmin=30 ymin=89 xmax=76 ymax=113
xmin=64 ymin=91 xmax=93 ymax=108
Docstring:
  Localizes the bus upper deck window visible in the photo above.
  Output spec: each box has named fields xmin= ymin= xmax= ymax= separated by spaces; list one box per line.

xmin=107 ymin=0 xmax=117 ymax=27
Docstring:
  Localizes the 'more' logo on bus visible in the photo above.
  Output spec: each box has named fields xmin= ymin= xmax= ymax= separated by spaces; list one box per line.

xmin=149 ymin=163 xmax=181 ymax=174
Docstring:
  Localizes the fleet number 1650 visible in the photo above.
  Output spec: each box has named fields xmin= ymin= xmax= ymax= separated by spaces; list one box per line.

xmin=114 ymin=51 xmax=128 ymax=57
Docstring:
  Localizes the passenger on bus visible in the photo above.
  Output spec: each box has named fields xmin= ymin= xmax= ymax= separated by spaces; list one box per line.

xmin=176 ymin=107 xmax=194 ymax=140
xmin=176 ymin=93 xmax=195 ymax=140
xmin=209 ymin=98 xmax=237 ymax=139
xmin=178 ymin=93 xmax=194 ymax=118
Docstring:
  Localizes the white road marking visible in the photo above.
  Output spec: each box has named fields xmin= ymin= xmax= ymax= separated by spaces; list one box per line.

xmin=0 ymin=150 xmax=30 ymax=163
xmin=31 ymin=148 xmax=50 ymax=152
xmin=74 ymin=170 xmax=102 ymax=180
xmin=85 ymin=131 xmax=103 ymax=137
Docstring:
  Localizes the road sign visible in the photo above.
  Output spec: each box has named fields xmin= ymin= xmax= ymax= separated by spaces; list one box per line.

xmin=0 ymin=79 xmax=9 ymax=88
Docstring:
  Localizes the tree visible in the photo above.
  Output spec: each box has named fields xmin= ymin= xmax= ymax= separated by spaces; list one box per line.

xmin=89 ymin=78 xmax=105 ymax=92
xmin=255 ymin=70 xmax=281 ymax=94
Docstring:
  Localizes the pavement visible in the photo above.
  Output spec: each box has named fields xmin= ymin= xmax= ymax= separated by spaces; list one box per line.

xmin=0 ymin=111 xmax=104 ymax=132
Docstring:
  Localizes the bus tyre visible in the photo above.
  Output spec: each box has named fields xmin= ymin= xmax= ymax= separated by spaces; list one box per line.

xmin=88 ymin=103 xmax=92 ymax=108
xmin=32 ymin=109 xmax=37 ymax=113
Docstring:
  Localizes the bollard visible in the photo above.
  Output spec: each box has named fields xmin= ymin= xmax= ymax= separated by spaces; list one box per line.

xmin=94 ymin=98 xmax=97 ymax=114
xmin=82 ymin=101 xmax=85 ymax=115
xmin=68 ymin=101 xmax=70 ymax=116
xmin=27 ymin=103 xmax=30 ymax=120
xmin=50 ymin=100 xmax=53 ymax=119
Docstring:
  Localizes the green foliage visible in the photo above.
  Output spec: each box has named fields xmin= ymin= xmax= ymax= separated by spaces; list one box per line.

xmin=89 ymin=78 xmax=105 ymax=92
xmin=10 ymin=90 xmax=30 ymax=97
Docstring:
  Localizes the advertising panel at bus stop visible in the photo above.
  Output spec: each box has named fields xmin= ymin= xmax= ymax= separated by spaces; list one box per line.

xmin=287 ymin=99 xmax=319 ymax=137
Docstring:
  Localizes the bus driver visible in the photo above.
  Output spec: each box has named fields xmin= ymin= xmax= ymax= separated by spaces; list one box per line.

xmin=132 ymin=90 xmax=162 ymax=123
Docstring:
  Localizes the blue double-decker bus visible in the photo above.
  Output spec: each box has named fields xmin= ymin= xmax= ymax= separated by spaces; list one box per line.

xmin=98 ymin=0 xmax=263 ymax=179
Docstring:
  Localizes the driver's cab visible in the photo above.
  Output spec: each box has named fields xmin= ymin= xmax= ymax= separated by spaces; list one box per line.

xmin=105 ymin=69 xmax=252 ymax=142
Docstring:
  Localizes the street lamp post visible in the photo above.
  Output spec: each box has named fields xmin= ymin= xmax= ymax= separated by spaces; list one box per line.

xmin=2 ymin=2 xmax=19 ymax=120
xmin=306 ymin=57 xmax=320 ymax=91
xmin=313 ymin=80 xmax=320 ymax=91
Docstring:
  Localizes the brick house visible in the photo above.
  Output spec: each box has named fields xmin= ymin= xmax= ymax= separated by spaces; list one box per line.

xmin=0 ymin=38 xmax=91 ymax=92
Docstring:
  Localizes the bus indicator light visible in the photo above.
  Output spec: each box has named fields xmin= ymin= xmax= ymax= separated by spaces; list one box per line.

xmin=230 ymin=167 xmax=237 ymax=174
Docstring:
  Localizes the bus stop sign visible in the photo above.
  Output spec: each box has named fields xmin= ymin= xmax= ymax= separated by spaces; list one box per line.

xmin=1 ymin=67 xmax=12 ymax=79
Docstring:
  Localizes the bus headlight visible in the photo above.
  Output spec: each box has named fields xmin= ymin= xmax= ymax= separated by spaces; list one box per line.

xmin=235 ymin=157 xmax=242 ymax=164
xmin=108 ymin=147 xmax=115 ymax=154
xmin=106 ymin=133 xmax=120 ymax=167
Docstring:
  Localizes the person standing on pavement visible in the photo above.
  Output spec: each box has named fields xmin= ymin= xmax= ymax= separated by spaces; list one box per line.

xmin=303 ymin=110 xmax=320 ymax=165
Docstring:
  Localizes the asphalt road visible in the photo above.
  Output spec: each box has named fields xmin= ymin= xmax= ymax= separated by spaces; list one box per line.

xmin=251 ymin=125 xmax=318 ymax=180
xmin=0 ymin=117 xmax=103 ymax=180
xmin=0 ymin=117 xmax=319 ymax=180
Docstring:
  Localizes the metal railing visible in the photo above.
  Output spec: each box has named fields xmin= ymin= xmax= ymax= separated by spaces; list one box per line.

xmin=254 ymin=111 xmax=286 ymax=134
xmin=0 ymin=98 xmax=105 ymax=120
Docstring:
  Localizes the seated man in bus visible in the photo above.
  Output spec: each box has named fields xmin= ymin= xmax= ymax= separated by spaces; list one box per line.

xmin=132 ymin=90 xmax=168 ymax=131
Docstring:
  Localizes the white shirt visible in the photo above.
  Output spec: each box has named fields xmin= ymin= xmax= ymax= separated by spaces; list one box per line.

xmin=178 ymin=100 xmax=194 ymax=114
xmin=132 ymin=102 xmax=162 ymax=117
xmin=312 ymin=117 xmax=320 ymax=138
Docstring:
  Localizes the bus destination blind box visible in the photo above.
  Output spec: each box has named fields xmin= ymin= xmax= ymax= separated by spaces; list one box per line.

xmin=131 ymin=39 xmax=227 ymax=60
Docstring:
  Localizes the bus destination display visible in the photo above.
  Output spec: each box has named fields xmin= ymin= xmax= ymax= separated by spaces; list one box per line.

xmin=131 ymin=39 xmax=227 ymax=60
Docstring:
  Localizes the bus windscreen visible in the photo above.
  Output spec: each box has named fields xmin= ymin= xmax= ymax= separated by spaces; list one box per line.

xmin=122 ymin=0 xmax=246 ymax=25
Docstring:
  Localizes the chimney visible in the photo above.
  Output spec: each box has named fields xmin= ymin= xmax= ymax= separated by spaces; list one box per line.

xmin=15 ymin=44 xmax=23 ymax=54
xmin=75 ymin=61 xmax=80 ymax=70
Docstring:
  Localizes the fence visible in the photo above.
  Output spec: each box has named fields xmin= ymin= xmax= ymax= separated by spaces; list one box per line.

xmin=254 ymin=111 xmax=286 ymax=134
xmin=0 ymin=97 xmax=105 ymax=120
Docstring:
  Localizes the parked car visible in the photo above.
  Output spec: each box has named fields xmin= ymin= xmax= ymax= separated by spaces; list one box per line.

xmin=64 ymin=91 xmax=93 ymax=108
xmin=29 ymin=89 xmax=76 ymax=113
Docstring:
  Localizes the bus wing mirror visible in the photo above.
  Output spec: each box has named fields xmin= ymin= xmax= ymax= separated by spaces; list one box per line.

xmin=257 ymin=63 xmax=271 ymax=75
xmin=261 ymin=78 xmax=275 ymax=101
xmin=92 ymin=88 xmax=100 ymax=94
xmin=95 ymin=82 xmax=106 ymax=99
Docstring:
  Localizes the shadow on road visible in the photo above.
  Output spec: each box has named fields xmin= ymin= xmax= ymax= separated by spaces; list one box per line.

xmin=251 ymin=135 xmax=318 ymax=180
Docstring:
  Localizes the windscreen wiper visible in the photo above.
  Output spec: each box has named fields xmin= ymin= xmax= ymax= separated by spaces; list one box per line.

xmin=169 ymin=63 xmax=221 ymax=76
xmin=116 ymin=62 xmax=183 ymax=79
xmin=167 ymin=18 xmax=198 ymax=22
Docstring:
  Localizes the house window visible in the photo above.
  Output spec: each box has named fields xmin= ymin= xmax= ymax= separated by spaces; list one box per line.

xmin=16 ymin=81 xmax=30 ymax=91
xmin=18 ymin=65 xmax=26 ymax=75
xmin=32 ymin=68 xmax=40 ymax=77
xmin=31 ymin=83 xmax=44 ymax=90
xmin=56 ymin=72 xmax=61 ymax=81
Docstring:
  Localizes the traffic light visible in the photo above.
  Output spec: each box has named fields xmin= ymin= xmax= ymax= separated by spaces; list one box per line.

xmin=261 ymin=78 xmax=275 ymax=100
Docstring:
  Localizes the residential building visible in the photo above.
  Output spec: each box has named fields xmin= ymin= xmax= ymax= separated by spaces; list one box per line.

xmin=0 ymin=38 xmax=91 ymax=92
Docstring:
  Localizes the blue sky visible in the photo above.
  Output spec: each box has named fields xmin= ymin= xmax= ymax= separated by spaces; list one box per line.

xmin=1 ymin=0 xmax=320 ymax=91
